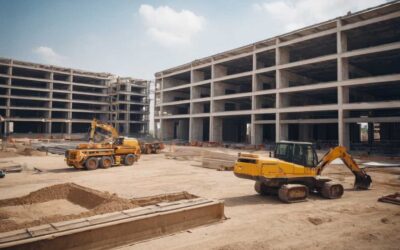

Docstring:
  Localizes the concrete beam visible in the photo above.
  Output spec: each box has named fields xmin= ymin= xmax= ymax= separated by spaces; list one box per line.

xmin=341 ymin=11 xmax=400 ymax=31
xmin=343 ymin=101 xmax=400 ymax=110
xmin=278 ymin=54 xmax=337 ymax=70
xmin=345 ymin=116 xmax=400 ymax=123
xmin=281 ymin=118 xmax=338 ymax=124
xmin=279 ymin=28 xmax=338 ymax=48
xmin=342 ymin=41 xmax=400 ymax=59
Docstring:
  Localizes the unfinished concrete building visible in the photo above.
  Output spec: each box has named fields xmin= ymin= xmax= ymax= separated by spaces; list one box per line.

xmin=155 ymin=1 xmax=400 ymax=153
xmin=0 ymin=58 xmax=149 ymax=138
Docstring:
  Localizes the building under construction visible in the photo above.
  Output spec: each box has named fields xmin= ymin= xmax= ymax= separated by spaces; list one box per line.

xmin=0 ymin=58 xmax=150 ymax=138
xmin=154 ymin=1 xmax=400 ymax=153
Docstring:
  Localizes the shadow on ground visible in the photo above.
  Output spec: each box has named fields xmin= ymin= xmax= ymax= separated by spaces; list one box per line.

xmin=222 ymin=194 xmax=281 ymax=207
xmin=44 ymin=168 xmax=81 ymax=173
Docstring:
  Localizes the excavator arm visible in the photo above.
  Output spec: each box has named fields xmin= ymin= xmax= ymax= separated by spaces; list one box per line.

xmin=89 ymin=118 xmax=119 ymax=142
xmin=316 ymin=146 xmax=372 ymax=189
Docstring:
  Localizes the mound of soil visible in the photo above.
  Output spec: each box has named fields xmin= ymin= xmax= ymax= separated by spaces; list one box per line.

xmin=0 ymin=183 xmax=196 ymax=233
xmin=0 ymin=183 xmax=136 ymax=232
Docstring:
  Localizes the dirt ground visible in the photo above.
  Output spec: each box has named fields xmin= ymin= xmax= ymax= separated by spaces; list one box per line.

xmin=0 ymin=147 xmax=399 ymax=250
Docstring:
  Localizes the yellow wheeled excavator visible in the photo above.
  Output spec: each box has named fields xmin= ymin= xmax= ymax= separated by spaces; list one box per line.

xmin=65 ymin=119 xmax=141 ymax=170
xmin=234 ymin=141 xmax=372 ymax=203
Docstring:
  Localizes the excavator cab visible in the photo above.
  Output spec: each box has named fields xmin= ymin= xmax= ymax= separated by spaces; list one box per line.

xmin=273 ymin=141 xmax=318 ymax=168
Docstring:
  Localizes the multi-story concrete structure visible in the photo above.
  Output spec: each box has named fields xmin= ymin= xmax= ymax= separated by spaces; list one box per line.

xmin=0 ymin=57 xmax=149 ymax=138
xmin=110 ymin=77 xmax=150 ymax=135
xmin=155 ymin=1 xmax=400 ymax=152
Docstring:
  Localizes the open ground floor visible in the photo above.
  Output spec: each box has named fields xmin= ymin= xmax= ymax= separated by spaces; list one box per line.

xmin=156 ymin=108 xmax=400 ymax=153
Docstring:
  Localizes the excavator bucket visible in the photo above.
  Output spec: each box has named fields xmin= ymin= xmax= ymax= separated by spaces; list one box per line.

xmin=354 ymin=173 xmax=372 ymax=190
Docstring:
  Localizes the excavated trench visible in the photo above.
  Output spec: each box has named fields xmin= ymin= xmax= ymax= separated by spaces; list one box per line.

xmin=0 ymin=183 xmax=197 ymax=233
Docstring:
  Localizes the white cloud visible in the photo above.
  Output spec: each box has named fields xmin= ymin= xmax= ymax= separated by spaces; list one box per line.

xmin=139 ymin=4 xmax=205 ymax=47
xmin=33 ymin=46 xmax=65 ymax=65
xmin=253 ymin=0 xmax=386 ymax=31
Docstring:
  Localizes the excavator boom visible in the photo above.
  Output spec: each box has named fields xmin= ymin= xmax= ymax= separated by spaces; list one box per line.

xmin=89 ymin=118 xmax=119 ymax=142
xmin=316 ymin=146 xmax=372 ymax=189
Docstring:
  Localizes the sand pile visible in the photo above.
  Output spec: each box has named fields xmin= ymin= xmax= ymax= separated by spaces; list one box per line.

xmin=0 ymin=183 xmax=136 ymax=232
xmin=0 ymin=183 xmax=196 ymax=233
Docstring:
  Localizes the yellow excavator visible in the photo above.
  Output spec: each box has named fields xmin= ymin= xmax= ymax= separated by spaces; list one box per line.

xmin=65 ymin=119 xmax=141 ymax=170
xmin=234 ymin=141 xmax=372 ymax=203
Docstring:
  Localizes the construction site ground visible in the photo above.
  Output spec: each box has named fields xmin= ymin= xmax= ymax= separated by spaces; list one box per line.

xmin=0 ymin=145 xmax=399 ymax=250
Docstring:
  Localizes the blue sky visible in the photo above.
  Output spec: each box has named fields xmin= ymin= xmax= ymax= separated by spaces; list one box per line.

xmin=0 ymin=0 xmax=387 ymax=79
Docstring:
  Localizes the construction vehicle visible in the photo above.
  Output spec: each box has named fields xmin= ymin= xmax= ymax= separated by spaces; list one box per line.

xmin=234 ymin=141 xmax=372 ymax=203
xmin=65 ymin=119 xmax=141 ymax=170
xmin=137 ymin=134 xmax=165 ymax=154
xmin=139 ymin=140 xmax=164 ymax=154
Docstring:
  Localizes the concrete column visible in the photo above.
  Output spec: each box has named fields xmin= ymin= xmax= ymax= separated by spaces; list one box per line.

xmin=253 ymin=123 xmax=264 ymax=145
xmin=209 ymin=116 xmax=214 ymax=141
xmin=67 ymin=71 xmax=73 ymax=134
xmin=6 ymin=75 xmax=11 ymax=118
xmin=159 ymin=119 xmax=164 ymax=140
xmin=6 ymin=64 xmax=12 ymax=118
xmin=159 ymin=77 xmax=164 ymax=119
xmin=67 ymin=122 xmax=72 ymax=134
xmin=275 ymin=39 xmax=286 ymax=142
xmin=210 ymin=116 xmax=222 ymax=142
xmin=275 ymin=113 xmax=288 ymax=141
xmin=46 ymin=72 xmax=54 ymax=135
xmin=161 ymin=119 xmax=175 ymax=140
xmin=213 ymin=82 xmax=228 ymax=96
xmin=337 ymin=20 xmax=349 ymax=81
xmin=337 ymin=23 xmax=347 ymax=54
xmin=213 ymin=101 xmax=224 ymax=112
xmin=192 ymin=69 xmax=204 ymax=83
xmin=275 ymin=45 xmax=288 ymax=143
xmin=338 ymin=88 xmax=350 ymax=148
xmin=279 ymin=70 xmax=288 ymax=89
xmin=338 ymin=58 xmax=349 ymax=81
xmin=250 ymin=49 xmax=258 ymax=145
xmin=189 ymin=117 xmax=194 ymax=142
xmin=337 ymin=20 xmax=350 ymax=148
xmin=188 ymin=68 xmax=195 ymax=141
xmin=45 ymin=122 xmax=52 ymax=135
xmin=213 ymin=64 xmax=227 ymax=78
xmin=176 ymin=119 xmax=189 ymax=140
xmin=250 ymin=115 xmax=257 ymax=144
xmin=209 ymin=60 xmax=215 ymax=141
xmin=123 ymin=87 xmax=129 ymax=135
xmin=276 ymin=47 xmax=289 ymax=66
xmin=190 ymin=118 xmax=203 ymax=142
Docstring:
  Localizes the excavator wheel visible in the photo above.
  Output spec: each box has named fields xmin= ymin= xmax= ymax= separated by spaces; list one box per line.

xmin=124 ymin=154 xmax=136 ymax=166
xmin=100 ymin=156 xmax=113 ymax=169
xmin=321 ymin=182 xmax=344 ymax=199
xmin=278 ymin=184 xmax=309 ymax=203
xmin=254 ymin=181 xmax=271 ymax=195
xmin=85 ymin=157 xmax=99 ymax=170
